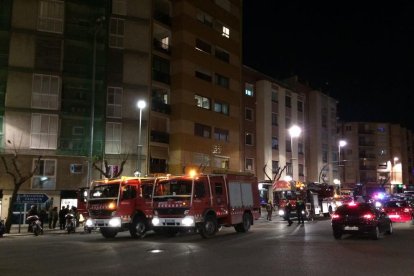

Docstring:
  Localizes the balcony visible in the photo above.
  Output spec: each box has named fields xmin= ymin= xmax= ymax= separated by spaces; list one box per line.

xmin=153 ymin=39 xmax=171 ymax=54
xmin=152 ymin=70 xmax=170 ymax=84
xmin=151 ymin=99 xmax=171 ymax=114
xmin=151 ymin=130 xmax=169 ymax=144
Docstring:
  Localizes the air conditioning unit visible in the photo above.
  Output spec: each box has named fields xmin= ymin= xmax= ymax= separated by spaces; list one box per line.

xmin=70 ymin=164 xmax=83 ymax=174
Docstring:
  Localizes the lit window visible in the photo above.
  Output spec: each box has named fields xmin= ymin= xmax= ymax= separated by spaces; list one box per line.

xmin=195 ymin=95 xmax=210 ymax=109
xmin=105 ymin=122 xmax=122 ymax=154
xmin=37 ymin=0 xmax=64 ymax=33
xmin=222 ymin=26 xmax=230 ymax=38
xmin=32 ymin=159 xmax=56 ymax=190
xmin=30 ymin=114 xmax=58 ymax=149
xmin=110 ymin=17 xmax=124 ymax=48
xmin=214 ymin=102 xmax=229 ymax=115
xmin=245 ymin=83 xmax=254 ymax=97
xmin=32 ymin=74 xmax=60 ymax=110
xmin=107 ymin=87 xmax=123 ymax=118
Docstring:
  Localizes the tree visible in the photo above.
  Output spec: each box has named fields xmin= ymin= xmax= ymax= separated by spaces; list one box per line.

xmin=0 ymin=140 xmax=41 ymax=233
xmin=92 ymin=153 xmax=129 ymax=179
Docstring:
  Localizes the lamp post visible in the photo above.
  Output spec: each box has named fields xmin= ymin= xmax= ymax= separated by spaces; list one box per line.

xmin=136 ymin=100 xmax=147 ymax=176
xmin=338 ymin=140 xmax=347 ymax=194
xmin=88 ymin=16 xmax=105 ymax=187
xmin=288 ymin=125 xmax=302 ymax=179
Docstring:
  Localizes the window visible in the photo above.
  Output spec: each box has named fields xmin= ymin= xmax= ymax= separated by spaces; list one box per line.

xmin=32 ymin=74 xmax=60 ymax=110
xmin=105 ymin=122 xmax=122 ymax=154
xmin=286 ymin=140 xmax=291 ymax=152
xmin=345 ymin=125 xmax=352 ymax=131
xmin=271 ymin=90 xmax=278 ymax=102
xmin=37 ymin=0 xmax=64 ymax=33
xmin=122 ymin=185 xmax=136 ymax=200
xmin=215 ymin=73 xmax=229 ymax=88
xmin=212 ymin=156 xmax=229 ymax=169
xmin=196 ymin=11 xmax=213 ymax=27
xmin=195 ymin=95 xmax=210 ymax=109
xmin=222 ymin=26 xmax=230 ymax=38
xmin=298 ymin=143 xmax=303 ymax=154
xmin=245 ymin=108 xmax=253 ymax=121
xmin=285 ymin=96 xmax=291 ymax=108
xmin=272 ymin=113 xmax=278 ymax=126
xmin=298 ymin=101 xmax=303 ymax=112
xmin=286 ymin=162 xmax=292 ymax=175
xmin=195 ymin=69 xmax=212 ymax=82
xmin=153 ymin=55 xmax=170 ymax=84
xmin=107 ymin=87 xmax=122 ymax=118
xmin=215 ymin=47 xmax=230 ymax=63
xmin=30 ymin=114 xmax=58 ymax=149
xmin=214 ymin=101 xmax=229 ymax=115
xmin=322 ymin=144 xmax=328 ymax=163
xmin=194 ymin=181 xmax=206 ymax=198
xmin=195 ymin=39 xmax=211 ymax=54
xmin=245 ymin=132 xmax=254 ymax=145
xmin=245 ymin=83 xmax=254 ymax=97
xmin=272 ymin=137 xmax=278 ymax=150
xmin=299 ymin=164 xmax=304 ymax=176
xmin=272 ymin=160 xmax=279 ymax=173
xmin=110 ymin=17 xmax=124 ymax=48
xmin=35 ymin=37 xmax=62 ymax=71
xmin=32 ymin=159 xmax=56 ymax=190
xmin=245 ymin=158 xmax=254 ymax=171
xmin=112 ymin=0 xmax=127 ymax=15
xmin=214 ymin=128 xmax=229 ymax=142
xmin=195 ymin=123 xmax=211 ymax=138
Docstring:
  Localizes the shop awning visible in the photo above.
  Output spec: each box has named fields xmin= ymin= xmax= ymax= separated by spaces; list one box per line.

xmin=272 ymin=180 xmax=292 ymax=191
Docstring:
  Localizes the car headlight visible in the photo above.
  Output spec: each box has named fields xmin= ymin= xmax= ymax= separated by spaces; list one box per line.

xmin=108 ymin=217 xmax=121 ymax=227
xmin=152 ymin=217 xmax=160 ymax=226
xmin=182 ymin=216 xmax=194 ymax=226
xmin=85 ymin=219 xmax=93 ymax=227
xmin=278 ymin=210 xmax=285 ymax=216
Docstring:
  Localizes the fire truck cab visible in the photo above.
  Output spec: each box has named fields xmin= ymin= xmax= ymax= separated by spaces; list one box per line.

xmin=85 ymin=176 xmax=157 ymax=238
xmin=151 ymin=171 xmax=261 ymax=238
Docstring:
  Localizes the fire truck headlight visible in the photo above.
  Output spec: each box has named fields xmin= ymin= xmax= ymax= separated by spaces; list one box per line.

xmin=108 ymin=202 xmax=116 ymax=210
xmin=182 ymin=216 xmax=194 ymax=226
xmin=108 ymin=217 xmax=121 ymax=227
xmin=278 ymin=210 xmax=285 ymax=216
xmin=375 ymin=201 xmax=382 ymax=208
xmin=152 ymin=217 xmax=160 ymax=226
xmin=85 ymin=219 xmax=93 ymax=227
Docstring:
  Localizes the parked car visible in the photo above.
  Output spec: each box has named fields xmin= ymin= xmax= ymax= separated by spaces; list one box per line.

xmin=331 ymin=202 xmax=393 ymax=240
xmin=382 ymin=200 xmax=413 ymax=223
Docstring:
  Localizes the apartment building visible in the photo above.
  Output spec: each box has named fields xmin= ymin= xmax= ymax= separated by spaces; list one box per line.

xmin=0 ymin=0 xmax=242 ymax=219
xmin=242 ymin=67 xmax=306 ymax=184
xmin=338 ymin=122 xmax=414 ymax=193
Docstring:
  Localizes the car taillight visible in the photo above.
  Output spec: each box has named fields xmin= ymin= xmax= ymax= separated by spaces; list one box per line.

xmin=362 ymin=213 xmax=374 ymax=220
xmin=331 ymin=214 xmax=340 ymax=220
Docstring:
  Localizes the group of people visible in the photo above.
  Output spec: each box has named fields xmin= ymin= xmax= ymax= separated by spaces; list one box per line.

xmin=265 ymin=199 xmax=307 ymax=226
xmin=26 ymin=204 xmax=79 ymax=232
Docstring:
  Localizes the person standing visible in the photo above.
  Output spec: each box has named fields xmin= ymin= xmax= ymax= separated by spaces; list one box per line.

xmin=39 ymin=208 xmax=47 ymax=230
xmin=27 ymin=205 xmax=38 ymax=232
xmin=285 ymin=201 xmax=293 ymax=226
xmin=296 ymin=199 xmax=305 ymax=224
xmin=266 ymin=200 xmax=274 ymax=221
xmin=51 ymin=207 xmax=59 ymax=229
xmin=59 ymin=206 xmax=68 ymax=230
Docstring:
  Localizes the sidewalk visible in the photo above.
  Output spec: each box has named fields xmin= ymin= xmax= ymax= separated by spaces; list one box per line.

xmin=2 ymin=225 xmax=84 ymax=237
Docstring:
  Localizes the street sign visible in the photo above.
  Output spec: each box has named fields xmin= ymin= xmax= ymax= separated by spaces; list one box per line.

xmin=16 ymin=193 xmax=49 ymax=204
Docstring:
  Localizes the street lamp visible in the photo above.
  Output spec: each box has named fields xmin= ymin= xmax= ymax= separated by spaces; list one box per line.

xmin=288 ymin=125 xmax=302 ymax=178
xmin=136 ymin=100 xmax=147 ymax=176
xmin=88 ymin=16 xmax=105 ymax=187
xmin=338 ymin=140 xmax=347 ymax=194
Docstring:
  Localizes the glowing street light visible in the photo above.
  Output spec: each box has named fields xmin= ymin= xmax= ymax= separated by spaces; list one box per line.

xmin=136 ymin=100 xmax=147 ymax=176
xmin=288 ymin=125 xmax=302 ymax=178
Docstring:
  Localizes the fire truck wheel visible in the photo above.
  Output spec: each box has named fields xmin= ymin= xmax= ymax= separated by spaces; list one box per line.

xmin=130 ymin=218 xmax=146 ymax=238
xmin=100 ymin=228 xmax=117 ymax=238
xmin=234 ymin=213 xmax=252 ymax=233
xmin=199 ymin=215 xmax=217 ymax=239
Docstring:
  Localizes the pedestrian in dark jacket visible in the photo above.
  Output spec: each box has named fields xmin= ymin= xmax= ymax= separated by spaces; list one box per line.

xmin=27 ymin=205 xmax=38 ymax=232
xmin=59 ymin=206 xmax=68 ymax=230
xmin=296 ymin=199 xmax=306 ymax=224
xmin=39 ymin=208 xmax=47 ymax=229
xmin=285 ymin=201 xmax=293 ymax=226
xmin=266 ymin=200 xmax=274 ymax=221
xmin=50 ymin=207 xmax=59 ymax=229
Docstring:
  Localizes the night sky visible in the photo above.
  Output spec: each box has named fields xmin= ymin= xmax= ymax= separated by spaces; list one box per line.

xmin=243 ymin=1 xmax=414 ymax=130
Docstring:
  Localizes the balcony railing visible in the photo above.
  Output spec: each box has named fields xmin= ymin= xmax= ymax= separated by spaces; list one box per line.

xmin=151 ymin=130 xmax=169 ymax=144
xmin=151 ymin=99 xmax=171 ymax=114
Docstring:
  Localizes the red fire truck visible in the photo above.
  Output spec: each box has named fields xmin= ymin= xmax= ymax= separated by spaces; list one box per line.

xmin=85 ymin=176 xmax=160 ymax=238
xmin=151 ymin=171 xmax=261 ymax=238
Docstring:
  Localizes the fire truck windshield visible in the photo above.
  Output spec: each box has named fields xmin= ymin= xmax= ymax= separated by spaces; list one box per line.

xmin=90 ymin=184 xmax=119 ymax=198
xmin=154 ymin=179 xmax=192 ymax=198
